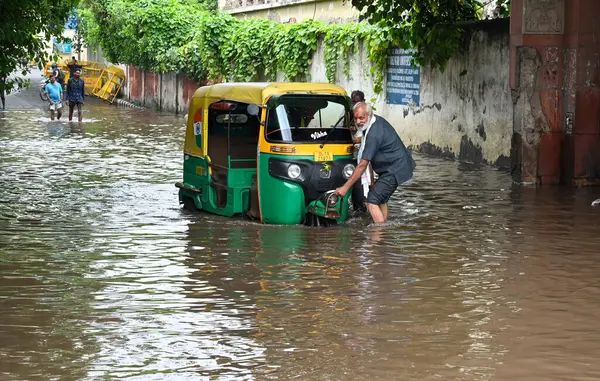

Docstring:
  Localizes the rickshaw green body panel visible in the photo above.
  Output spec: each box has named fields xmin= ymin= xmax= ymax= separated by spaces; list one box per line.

xmin=179 ymin=154 xmax=254 ymax=217
xmin=257 ymin=153 xmax=351 ymax=225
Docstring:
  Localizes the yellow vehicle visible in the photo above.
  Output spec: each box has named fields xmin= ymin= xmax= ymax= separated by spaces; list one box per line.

xmin=92 ymin=66 xmax=125 ymax=103
xmin=44 ymin=60 xmax=107 ymax=95
xmin=176 ymin=82 xmax=356 ymax=226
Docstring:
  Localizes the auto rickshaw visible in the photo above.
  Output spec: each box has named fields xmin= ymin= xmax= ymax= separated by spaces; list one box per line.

xmin=175 ymin=82 xmax=357 ymax=226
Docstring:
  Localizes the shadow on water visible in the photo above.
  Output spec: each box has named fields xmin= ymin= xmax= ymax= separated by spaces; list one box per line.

xmin=0 ymin=102 xmax=600 ymax=380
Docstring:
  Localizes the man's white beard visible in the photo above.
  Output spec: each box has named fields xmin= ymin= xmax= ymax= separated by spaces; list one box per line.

xmin=358 ymin=116 xmax=372 ymax=131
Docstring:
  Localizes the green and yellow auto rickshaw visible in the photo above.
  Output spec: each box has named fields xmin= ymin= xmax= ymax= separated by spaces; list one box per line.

xmin=175 ymin=82 xmax=357 ymax=226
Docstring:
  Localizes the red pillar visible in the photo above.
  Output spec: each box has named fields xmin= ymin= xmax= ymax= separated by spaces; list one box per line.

xmin=569 ymin=0 xmax=600 ymax=185
xmin=510 ymin=0 xmax=564 ymax=185
xmin=510 ymin=0 xmax=600 ymax=185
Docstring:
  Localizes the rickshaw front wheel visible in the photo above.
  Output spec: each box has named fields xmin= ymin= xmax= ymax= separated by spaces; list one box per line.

xmin=305 ymin=213 xmax=338 ymax=227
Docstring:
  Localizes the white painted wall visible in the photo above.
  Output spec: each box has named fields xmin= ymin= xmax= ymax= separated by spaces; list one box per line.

xmin=306 ymin=19 xmax=512 ymax=166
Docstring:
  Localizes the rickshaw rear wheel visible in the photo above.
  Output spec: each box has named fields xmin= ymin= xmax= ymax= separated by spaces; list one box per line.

xmin=181 ymin=196 xmax=198 ymax=211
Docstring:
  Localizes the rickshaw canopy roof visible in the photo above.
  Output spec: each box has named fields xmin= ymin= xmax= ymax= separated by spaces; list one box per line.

xmin=191 ymin=82 xmax=348 ymax=107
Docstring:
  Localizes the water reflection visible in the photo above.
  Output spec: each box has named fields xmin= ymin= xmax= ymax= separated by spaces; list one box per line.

xmin=1 ymin=104 xmax=600 ymax=380
xmin=178 ymin=213 xmax=511 ymax=380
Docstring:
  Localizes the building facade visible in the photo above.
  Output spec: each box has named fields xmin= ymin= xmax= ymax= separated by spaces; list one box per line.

xmin=218 ymin=0 xmax=359 ymax=24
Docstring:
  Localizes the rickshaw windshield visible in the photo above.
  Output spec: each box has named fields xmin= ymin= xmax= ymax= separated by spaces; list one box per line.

xmin=265 ymin=95 xmax=352 ymax=144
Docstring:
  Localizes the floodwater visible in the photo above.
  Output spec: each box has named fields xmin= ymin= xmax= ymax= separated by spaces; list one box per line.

xmin=1 ymin=99 xmax=600 ymax=381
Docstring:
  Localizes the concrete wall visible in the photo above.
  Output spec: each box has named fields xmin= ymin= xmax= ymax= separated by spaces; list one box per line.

xmin=122 ymin=66 xmax=202 ymax=114
xmin=307 ymin=18 xmax=512 ymax=167
xmin=411 ymin=20 xmax=512 ymax=167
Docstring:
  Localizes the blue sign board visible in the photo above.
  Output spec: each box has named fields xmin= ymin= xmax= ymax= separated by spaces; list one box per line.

xmin=53 ymin=38 xmax=72 ymax=54
xmin=386 ymin=48 xmax=420 ymax=107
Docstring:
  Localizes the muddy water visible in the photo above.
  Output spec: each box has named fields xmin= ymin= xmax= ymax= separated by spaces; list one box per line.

xmin=1 ymin=101 xmax=600 ymax=380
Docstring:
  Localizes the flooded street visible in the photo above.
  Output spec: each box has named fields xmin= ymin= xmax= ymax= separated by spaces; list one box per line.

xmin=1 ymin=91 xmax=600 ymax=380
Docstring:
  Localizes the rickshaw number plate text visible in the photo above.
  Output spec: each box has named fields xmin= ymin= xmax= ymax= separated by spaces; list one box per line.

xmin=314 ymin=152 xmax=333 ymax=162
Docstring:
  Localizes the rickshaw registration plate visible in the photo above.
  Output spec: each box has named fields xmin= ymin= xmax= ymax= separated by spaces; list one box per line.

xmin=314 ymin=152 xmax=333 ymax=162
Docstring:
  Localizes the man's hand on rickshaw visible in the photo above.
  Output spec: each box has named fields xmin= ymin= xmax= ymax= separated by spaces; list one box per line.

xmin=335 ymin=186 xmax=348 ymax=197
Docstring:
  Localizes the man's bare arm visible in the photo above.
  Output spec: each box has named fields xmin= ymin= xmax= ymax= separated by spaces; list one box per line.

xmin=335 ymin=159 xmax=370 ymax=196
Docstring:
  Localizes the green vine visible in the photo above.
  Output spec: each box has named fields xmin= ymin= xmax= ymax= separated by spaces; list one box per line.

xmin=188 ymin=11 xmax=238 ymax=81
xmin=365 ymin=25 xmax=396 ymax=95
xmin=274 ymin=20 xmax=323 ymax=81
xmin=222 ymin=18 xmax=280 ymax=82
xmin=324 ymin=23 xmax=362 ymax=84
xmin=80 ymin=0 xmax=400 ymax=94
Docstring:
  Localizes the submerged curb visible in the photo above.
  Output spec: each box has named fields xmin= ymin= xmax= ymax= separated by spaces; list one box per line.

xmin=114 ymin=99 xmax=145 ymax=110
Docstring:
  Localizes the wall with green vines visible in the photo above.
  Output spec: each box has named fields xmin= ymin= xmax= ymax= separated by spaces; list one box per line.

xmin=80 ymin=0 xmax=395 ymax=94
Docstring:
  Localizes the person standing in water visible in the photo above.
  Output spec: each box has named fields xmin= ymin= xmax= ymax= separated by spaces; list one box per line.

xmin=336 ymin=103 xmax=415 ymax=224
xmin=0 ymin=75 xmax=6 ymax=110
xmin=44 ymin=75 xmax=63 ymax=121
xmin=66 ymin=68 xmax=85 ymax=122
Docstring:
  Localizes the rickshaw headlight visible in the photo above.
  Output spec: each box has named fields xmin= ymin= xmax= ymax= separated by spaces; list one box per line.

xmin=287 ymin=164 xmax=302 ymax=179
xmin=328 ymin=194 xmax=339 ymax=206
xmin=342 ymin=164 xmax=355 ymax=179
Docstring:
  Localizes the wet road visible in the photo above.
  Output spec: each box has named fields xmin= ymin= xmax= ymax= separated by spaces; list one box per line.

xmin=1 ymin=87 xmax=600 ymax=380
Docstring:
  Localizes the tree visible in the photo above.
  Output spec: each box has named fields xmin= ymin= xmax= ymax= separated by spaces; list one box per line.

xmin=350 ymin=0 xmax=510 ymax=70
xmin=79 ymin=0 xmax=206 ymax=72
xmin=0 ymin=0 xmax=80 ymax=89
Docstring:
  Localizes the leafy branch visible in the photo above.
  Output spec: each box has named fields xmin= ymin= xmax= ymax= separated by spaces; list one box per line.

xmin=0 ymin=0 xmax=80 ymax=89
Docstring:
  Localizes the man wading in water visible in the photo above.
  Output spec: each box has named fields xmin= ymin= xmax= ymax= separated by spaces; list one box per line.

xmin=66 ymin=69 xmax=85 ymax=122
xmin=335 ymin=103 xmax=415 ymax=224
xmin=44 ymin=75 xmax=63 ymax=121
xmin=0 ymin=75 xmax=6 ymax=110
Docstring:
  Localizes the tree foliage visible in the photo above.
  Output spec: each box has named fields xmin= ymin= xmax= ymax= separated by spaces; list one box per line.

xmin=0 ymin=0 xmax=79 ymax=88
xmin=81 ymin=0 xmax=396 ymax=92
xmin=350 ymin=0 xmax=511 ymax=70
xmin=492 ymin=0 xmax=511 ymax=17
xmin=79 ymin=0 xmax=205 ymax=73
